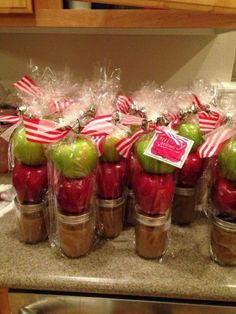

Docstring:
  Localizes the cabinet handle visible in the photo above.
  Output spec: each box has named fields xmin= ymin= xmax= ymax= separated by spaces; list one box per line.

xmin=19 ymin=297 xmax=68 ymax=314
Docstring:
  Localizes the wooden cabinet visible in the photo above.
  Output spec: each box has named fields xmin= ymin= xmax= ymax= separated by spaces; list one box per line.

xmin=0 ymin=288 xmax=10 ymax=314
xmin=0 ymin=0 xmax=235 ymax=28
xmin=0 ymin=0 xmax=33 ymax=13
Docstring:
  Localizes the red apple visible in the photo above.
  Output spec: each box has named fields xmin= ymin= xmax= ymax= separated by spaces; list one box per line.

xmin=133 ymin=171 xmax=174 ymax=215
xmin=177 ymin=152 xmax=204 ymax=187
xmin=12 ymin=163 xmax=48 ymax=204
xmin=211 ymin=178 xmax=236 ymax=217
xmin=127 ymin=152 xmax=142 ymax=189
xmin=97 ymin=159 xmax=127 ymax=199
xmin=57 ymin=173 xmax=94 ymax=214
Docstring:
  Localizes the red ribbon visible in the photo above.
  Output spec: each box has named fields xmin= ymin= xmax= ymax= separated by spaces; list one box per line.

xmin=197 ymin=126 xmax=235 ymax=158
xmin=115 ymin=128 xmax=146 ymax=158
xmin=116 ymin=95 xmax=133 ymax=114
xmin=120 ymin=114 xmax=144 ymax=126
xmin=81 ymin=114 xmax=113 ymax=156
xmin=0 ymin=114 xmax=69 ymax=144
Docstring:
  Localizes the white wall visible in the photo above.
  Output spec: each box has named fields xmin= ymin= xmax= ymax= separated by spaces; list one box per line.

xmin=0 ymin=30 xmax=235 ymax=93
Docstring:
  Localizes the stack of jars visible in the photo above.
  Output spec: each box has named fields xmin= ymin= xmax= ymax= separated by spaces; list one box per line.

xmin=132 ymin=132 xmax=175 ymax=260
xmin=172 ymin=120 xmax=204 ymax=225
xmin=209 ymin=139 xmax=236 ymax=266
xmin=49 ymin=134 xmax=97 ymax=258
xmin=96 ymin=130 xmax=127 ymax=239
xmin=11 ymin=128 xmax=48 ymax=244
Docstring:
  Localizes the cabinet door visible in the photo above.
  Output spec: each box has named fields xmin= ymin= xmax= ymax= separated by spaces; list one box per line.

xmin=0 ymin=0 xmax=33 ymax=13
xmin=79 ymin=0 xmax=236 ymax=13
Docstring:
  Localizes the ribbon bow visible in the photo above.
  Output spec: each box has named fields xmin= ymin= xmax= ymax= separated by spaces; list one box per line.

xmin=1 ymin=75 xmax=77 ymax=144
xmin=115 ymin=125 xmax=184 ymax=159
xmin=193 ymin=94 xmax=222 ymax=133
xmin=197 ymin=126 xmax=236 ymax=158
xmin=116 ymin=95 xmax=133 ymax=114
xmin=80 ymin=114 xmax=113 ymax=156
xmin=0 ymin=115 xmax=70 ymax=144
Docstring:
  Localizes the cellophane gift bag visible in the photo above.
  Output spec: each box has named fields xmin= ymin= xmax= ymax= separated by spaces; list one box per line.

xmin=191 ymin=79 xmax=223 ymax=214
xmin=116 ymin=83 xmax=177 ymax=260
xmin=10 ymin=66 xmax=81 ymax=246
xmin=46 ymin=71 xmax=102 ymax=258
xmin=87 ymin=66 xmax=130 ymax=239
xmin=168 ymin=90 xmax=205 ymax=225
xmin=200 ymin=93 xmax=236 ymax=266
xmin=48 ymin=130 xmax=98 ymax=258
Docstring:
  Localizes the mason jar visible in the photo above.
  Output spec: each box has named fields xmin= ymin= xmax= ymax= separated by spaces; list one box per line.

xmin=97 ymin=196 xmax=125 ymax=239
xmin=57 ymin=211 xmax=94 ymax=258
xmin=14 ymin=198 xmax=48 ymax=244
xmin=210 ymin=214 xmax=236 ymax=266
xmin=135 ymin=209 xmax=171 ymax=260
xmin=172 ymin=187 xmax=196 ymax=225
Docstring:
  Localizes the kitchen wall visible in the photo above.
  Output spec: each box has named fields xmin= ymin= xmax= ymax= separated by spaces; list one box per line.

xmin=0 ymin=30 xmax=235 ymax=93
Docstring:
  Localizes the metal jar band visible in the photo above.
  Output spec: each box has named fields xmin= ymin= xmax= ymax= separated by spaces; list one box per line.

xmin=211 ymin=214 xmax=236 ymax=232
xmin=96 ymin=196 xmax=125 ymax=208
xmin=57 ymin=211 xmax=91 ymax=225
xmin=175 ymin=187 xmax=196 ymax=197
xmin=136 ymin=210 xmax=170 ymax=227
xmin=14 ymin=197 xmax=48 ymax=214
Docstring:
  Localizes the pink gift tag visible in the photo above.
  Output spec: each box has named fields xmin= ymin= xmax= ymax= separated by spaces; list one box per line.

xmin=144 ymin=129 xmax=193 ymax=168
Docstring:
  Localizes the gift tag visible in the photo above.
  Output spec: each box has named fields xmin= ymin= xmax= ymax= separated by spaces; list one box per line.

xmin=144 ymin=128 xmax=193 ymax=168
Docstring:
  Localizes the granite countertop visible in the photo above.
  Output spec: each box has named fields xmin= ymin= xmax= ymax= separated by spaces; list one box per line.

xmin=1 ymin=195 xmax=236 ymax=302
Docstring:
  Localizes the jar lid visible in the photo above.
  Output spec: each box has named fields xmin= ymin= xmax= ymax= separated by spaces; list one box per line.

xmin=136 ymin=210 xmax=170 ymax=227
xmin=96 ymin=196 xmax=125 ymax=208
xmin=57 ymin=211 xmax=91 ymax=225
xmin=14 ymin=197 xmax=48 ymax=213
xmin=212 ymin=214 xmax=236 ymax=232
xmin=175 ymin=187 xmax=195 ymax=196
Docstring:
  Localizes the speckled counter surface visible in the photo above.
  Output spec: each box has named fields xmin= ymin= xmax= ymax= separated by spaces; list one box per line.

xmin=1 ymin=206 xmax=236 ymax=303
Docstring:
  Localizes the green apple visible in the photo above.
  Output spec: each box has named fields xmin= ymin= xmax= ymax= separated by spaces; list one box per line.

xmin=218 ymin=138 xmax=236 ymax=181
xmin=177 ymin=122 xmax=202 ymax=152
xmin=135 ymin=133 xmax=175 ymax=174
xmin=12 ymin=127 xmax=47 ymax=166
xmin=102 ymin=130 xmax=127 ymax=163
xmin=51 ymin=136 xmax=97 ymax=178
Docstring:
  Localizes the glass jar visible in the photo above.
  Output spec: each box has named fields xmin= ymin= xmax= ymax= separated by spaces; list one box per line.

xmin=0 ymin=104 xmax=17 ymax=173
xmin=135 ymin=209 xmax=170 ymax=260
xmin=58 ymin=212 xmax=93 ymax=258
xmin=210 ymin=214 xmax=236 ymax=266
xmin=97 ymin=197 xmax=125 ymax=238
xmin=14 ymin=198 xmax=48 ymax=244
xmin=124 ymin=189 xmax=136 ymax=226
xmin=172 ymin=187 xmax=196 ymax=225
